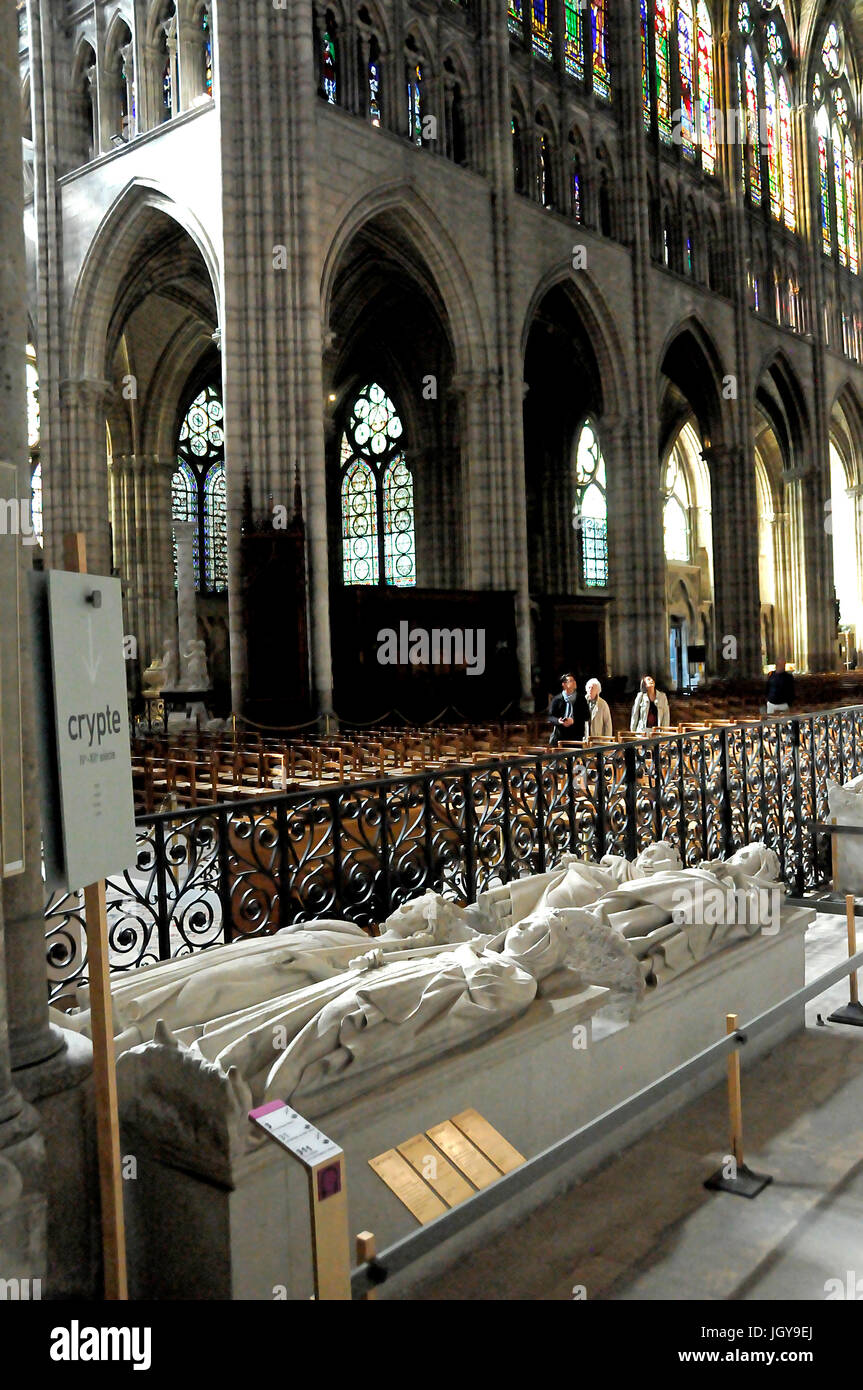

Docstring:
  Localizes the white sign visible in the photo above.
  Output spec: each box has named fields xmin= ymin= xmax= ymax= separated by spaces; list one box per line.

xmin=30 ymin=570 xmax=136 ymax=892
xmin=249 ymin=1101 xmax=342 ymax=1168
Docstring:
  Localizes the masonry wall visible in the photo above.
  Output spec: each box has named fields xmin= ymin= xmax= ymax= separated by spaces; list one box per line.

xmin=20 ymin=0 xmax=863 ymax=712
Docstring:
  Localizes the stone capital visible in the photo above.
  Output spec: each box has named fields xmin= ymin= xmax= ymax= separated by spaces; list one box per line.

xmin=173 ymin=520 xmax=197 ymax=545
xmin=783 ymin=465 xmax=815 ymax=484
xmin=448 ymin=371 xmax=497 ymax=401
xmin=59 ymin=377 xmax=113 ymax=409
xmin=701 ymin=444 xmax=744 ymax=470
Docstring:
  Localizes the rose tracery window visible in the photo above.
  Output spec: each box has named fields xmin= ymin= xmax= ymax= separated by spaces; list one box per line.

xmin=340 ymin=383 xmax=415 ymax=587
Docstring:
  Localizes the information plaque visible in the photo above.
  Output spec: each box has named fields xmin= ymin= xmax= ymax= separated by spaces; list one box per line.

xmin=250 ymin=1101 xmax=351 ymax=1300
xmin=30 ymin=570 xmax=136 ymax=892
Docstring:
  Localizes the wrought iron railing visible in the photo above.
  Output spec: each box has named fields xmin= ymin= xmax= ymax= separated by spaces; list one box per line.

xmin=45 ymin=706 xmax=863 ymax=1001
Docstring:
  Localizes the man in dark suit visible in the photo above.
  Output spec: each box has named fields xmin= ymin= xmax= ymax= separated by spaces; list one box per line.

xmin=548 ymin=672 xmax=589 ymax=746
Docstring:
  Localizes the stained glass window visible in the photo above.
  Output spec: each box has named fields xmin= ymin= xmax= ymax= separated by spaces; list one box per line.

xmin=172 ymin=461 xmax=200 ymax=587
xmin=813 ymin=24 xmax=858 ymax=275
xmin=565 ymin=0 xmax=584 ymax=81
xmin=369 ymin=42 xmax=382 ymax=126
xmin=573 ymin=422 xmax=608 ymax=589
xmin=173 ymin=385 xmax=227 ymax=593
xmin=572 ymin=158 xmax=582 ymax=222
xmin=321 ymin=30 xmax=337 ymax=104
xmin=340 ymin=383 xmax=415 ymax=588
xmin=538 ymin=131 xmax=553 ymax=206
xmin=342 ymin=462 xmax=378 ymax=586
xmin=834 ymin=88 xmax=848 ymax=124
xmin=204 ymin=464 xmax=227 ymax=591
xmin=408 ymin=63 xmax=422 ymax=145
xmin=655 ymin=0 xmax=672 ymax=143
xmin=845 ymin=134 xmax=858 ymax=274
xmin=822 ymin=22 xmax=841 ymax=76
xmin=512 ymin=115 xmax=524 ymax=191
xmin=817 ymin=108 xmax=831 ymax=254
xmin=697 ymin=2 xmax=716 ymax=175
xmin=641 ymin=0 xmax=651 ymax=129
xmin=120 ymin=45 xmax=135 ymax=137
xmin=508 ymin=1 xmax=523 ymax=37
xmin=30 ymin=461 xmax=42 ymax=549
xmin=26 ymin=344 xmax=39 ymax=450
xmin=778 ymin=77 xmax=795 ymax=229
xmin=834 ymin=123 xmax=848 ymax=267
xmin=765 ymin=64 xmax=780 ymax=219
xmin=591 ymin=1 xmax=610 ymax=101
xmin=744 ymin=46 xmax=762 ymax=204
xmin=383 ymin=458 xmax=416 ymax=586
xmin=25 ymin=343 xmax=41 ymax=547
xmin=677 ymin=0 xmax=695 ymax=156
xmin=663 ymin=452 xmax=690 ymax=563
xmin=532 ymin=1 xmax=552 ymax=62
xmin=162 ymin=57 xmax=172 ymax=119
xmin=202 ymin=9 xmax=213 ymax=97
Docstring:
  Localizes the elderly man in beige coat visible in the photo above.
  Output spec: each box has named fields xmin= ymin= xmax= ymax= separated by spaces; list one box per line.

xmin=584 ymin=678 xmax=613 ymax=740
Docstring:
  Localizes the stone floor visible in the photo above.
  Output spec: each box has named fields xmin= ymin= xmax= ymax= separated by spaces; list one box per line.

xmin=412 ymin=910 xmax=863 ymax=1301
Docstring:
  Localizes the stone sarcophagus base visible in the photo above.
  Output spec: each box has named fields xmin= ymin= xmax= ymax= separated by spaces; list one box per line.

xmin=120 ymin=912 xmax=809 ymax=1301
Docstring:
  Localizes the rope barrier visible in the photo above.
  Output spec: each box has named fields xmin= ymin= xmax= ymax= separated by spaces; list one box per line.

xmin=233 ymin=705 xmax=541 ymax=732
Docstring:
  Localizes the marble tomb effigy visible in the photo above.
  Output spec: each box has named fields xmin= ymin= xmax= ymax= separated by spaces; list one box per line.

xmin=58 ymin=842 xmax=812 ymax=1298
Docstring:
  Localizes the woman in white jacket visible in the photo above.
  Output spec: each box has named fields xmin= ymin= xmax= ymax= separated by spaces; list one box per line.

xmin=630 ymin=675 xmax=671 ymax=734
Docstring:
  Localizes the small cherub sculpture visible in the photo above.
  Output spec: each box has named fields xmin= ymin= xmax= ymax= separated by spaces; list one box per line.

xmin=181 ymin=638 xmax=210 ymax=691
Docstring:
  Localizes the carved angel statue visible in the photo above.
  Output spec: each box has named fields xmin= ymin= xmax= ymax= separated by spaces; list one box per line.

xmin=180 ymin=637 xmax=209 ymax=690
xmin=160 ymin=637 xmax=179 ymax=690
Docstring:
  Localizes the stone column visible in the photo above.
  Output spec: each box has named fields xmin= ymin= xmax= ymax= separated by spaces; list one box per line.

xmin=704 ymin=445 xmax=762 ymax=676
xmin=770 ymin=507 xmax=794 ymax=665
xmin=849 ymin=485 xmax=863 ymax=665
xmin=779 ymin=478 xmax=811 ymax=671
xmin=608 ymin=4 xmax=669 ymax=686
xmin=216 ymin=1 xmax=334 ymax=717
xmin=142 ymin=458 xmax=177 ymax=669
xmin=475 ymin=0 xmax=534 ymax=709
xmin=0 ymin=0 xmax=86 ymax=1294
xmin=114 ymin=455 xmax=175 ymax=669
xmin=784 ymin=465 xmax=834 ymax=673
xmin=58 ymin=377 xmax=113 ymax=576
xmin=174 ymin=520 xmax=198 ymax=677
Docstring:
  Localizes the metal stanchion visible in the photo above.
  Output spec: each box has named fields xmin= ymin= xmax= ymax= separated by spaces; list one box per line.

xmin=704 ymin=1013 xmax=772 ymax=1198
xmin=828 ymin=894 xmax=863 ymax=1026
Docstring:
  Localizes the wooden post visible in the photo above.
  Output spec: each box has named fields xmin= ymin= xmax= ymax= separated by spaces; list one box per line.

xmin=65 ymin=533 xmax=128 ymax=1300
xmin=726 ymin=1012 xmax=744 ymax=1170
xmin=847 ymin=894 xmax=859 ymax=1006
xmin=356 ymin=1230 xmax=378 ymax=1302
xmin=308 ymin=1154 xmax=351 ymax=1301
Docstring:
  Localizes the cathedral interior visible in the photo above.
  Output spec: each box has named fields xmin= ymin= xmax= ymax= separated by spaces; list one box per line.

xmin=3 ymin=0 xmax=863 ymax=1331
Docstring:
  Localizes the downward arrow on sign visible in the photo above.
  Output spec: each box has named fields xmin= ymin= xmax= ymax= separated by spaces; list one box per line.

xmin=82 ymin=615 xmax=101 ymax=685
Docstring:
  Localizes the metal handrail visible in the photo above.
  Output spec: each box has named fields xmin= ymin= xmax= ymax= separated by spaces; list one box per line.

xmin=44 ymin=704 xmax=863 ymax=998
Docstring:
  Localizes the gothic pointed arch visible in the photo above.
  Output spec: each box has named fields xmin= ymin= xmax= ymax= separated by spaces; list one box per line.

xmin=321 ymin=185 xmax=489 ymax=382
xmin=658 ymin=317 xmax=730 ymax=451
